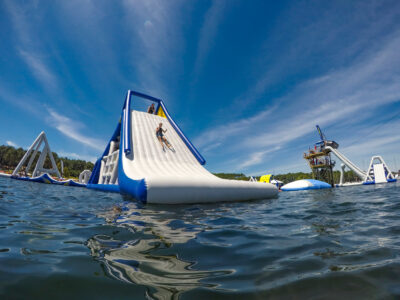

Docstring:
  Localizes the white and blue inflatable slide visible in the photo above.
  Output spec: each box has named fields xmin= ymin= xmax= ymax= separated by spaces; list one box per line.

xmin=87 ymin=90 xmax=278 ymax=204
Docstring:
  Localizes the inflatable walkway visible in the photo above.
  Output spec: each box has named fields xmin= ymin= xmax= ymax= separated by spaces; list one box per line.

xmin=87 ymin=90 xmax=278 ymax=204
xmin=14 ymin=173 xmax=86 ymax=187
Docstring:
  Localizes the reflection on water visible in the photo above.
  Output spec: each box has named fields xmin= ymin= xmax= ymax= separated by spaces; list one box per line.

xmin=89 ymin=204 xmax=230 ymax=299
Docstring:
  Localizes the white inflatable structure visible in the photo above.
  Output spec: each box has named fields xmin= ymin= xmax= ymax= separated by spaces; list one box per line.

xmin=327 ymin=146 xmax=396 ymax=186
xmin=12 ymin=131 xmax=61 ymax=178
xmin=10 ymin=131 xmax=86 ymax=187
xmin=87 ymin=90 xmax=278 ymax=204
xmin=79 ymin=170 xmax=92 ymax=184
xmin=281 ymin=179 xmax=331 ymax=191
xmin=365 ymin=156 xmax=396 ymax=184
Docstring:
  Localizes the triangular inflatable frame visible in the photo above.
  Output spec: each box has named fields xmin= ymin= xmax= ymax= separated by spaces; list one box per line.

xmin=12 ymin=131 xmax=61 ymax=178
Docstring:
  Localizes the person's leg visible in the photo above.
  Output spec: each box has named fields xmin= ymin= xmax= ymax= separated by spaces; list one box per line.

xmin=166 ymin=138 xmax=174 ymax=151
xmin=163 ymin=137 xmax=172 ymax=148
xmin=157 ymin=136 xmax=165 ymax=150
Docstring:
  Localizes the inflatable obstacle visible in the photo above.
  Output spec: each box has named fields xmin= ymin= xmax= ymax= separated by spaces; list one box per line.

xmin=10 ymin=131 xmax=86 ymax=187
xmin=281 ymin=179 xmax=331 ymax=191
xmin=87 ymin=90 xmax=278 ymax=204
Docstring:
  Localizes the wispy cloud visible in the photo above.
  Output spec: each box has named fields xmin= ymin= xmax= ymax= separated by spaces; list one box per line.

xmin=0 ymin=84 xmax=43 ymax=117
xmin=18 ymin=49 xmax=58 ymax=90
xmin=238 ymin=146 xmax=281 ymax=169
xmin=192 ymin=0 xmax=227 ymax=82
xmin=224 ymin=1 xmax=400 ymax=116
xmin=4 ymin=1 xmax=59 ymax=92
xmin=47 ymin=108 xmax=105 ymax=152
xmin=0 ymin=82 xmax=104 ymax=156
xmin=6 ymin=141 xmax=17 ymax=147
xmin=194 ymin=105 xmax=277 ymax=150
xmin=197 ymin=29 xmax=400 ymax=171
xmin=338 ymin=120 xmax=400 ymax=166
xmin=122 ymin=0 xmax=186 ymax=98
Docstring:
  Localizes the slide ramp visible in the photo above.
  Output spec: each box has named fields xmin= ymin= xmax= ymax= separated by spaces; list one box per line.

xmin=120 ymin=110 xmax=278 ymax=204
xmin=325 ymin=146 xmax=366 ymax=180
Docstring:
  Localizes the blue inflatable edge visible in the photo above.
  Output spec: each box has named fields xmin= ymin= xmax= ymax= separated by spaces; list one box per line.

xmin=118 ymin=107 xmax=148 ymax=203
xmin=87 ymin=183 xmax=120 ymax=193
xmin=12 ymin=173 xmax=86 ymax=187
xmin=281 ymin=185 xmax=331 ymax=191
xmin=363 ymin=181 xmax=375 ymax=185
xmin=363 ymin=178 xmax=397 ymax=185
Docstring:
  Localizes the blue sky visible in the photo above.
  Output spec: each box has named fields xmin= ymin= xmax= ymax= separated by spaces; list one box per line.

xmin=1 ymin=0 xmax=399 ymax=175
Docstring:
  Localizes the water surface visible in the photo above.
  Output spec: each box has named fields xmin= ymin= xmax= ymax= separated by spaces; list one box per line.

xmin=0 ymin=177 xmax=399 ymax=299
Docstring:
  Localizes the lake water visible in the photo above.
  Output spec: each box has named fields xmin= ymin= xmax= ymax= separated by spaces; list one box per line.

xmin=0 ymin=177 xmax=399 ymax=299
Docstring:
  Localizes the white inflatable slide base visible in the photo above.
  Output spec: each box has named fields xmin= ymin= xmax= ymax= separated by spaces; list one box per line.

xmin=117 ymin=90 xmax=278 ymax=204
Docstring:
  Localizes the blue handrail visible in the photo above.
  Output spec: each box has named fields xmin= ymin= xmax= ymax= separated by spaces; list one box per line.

xmin=158 ymin=101 xmax=205 ymax=165
xmin=123 ymin=91 xmax=132 ymax=154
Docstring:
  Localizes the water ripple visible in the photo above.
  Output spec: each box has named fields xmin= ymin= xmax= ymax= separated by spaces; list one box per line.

xmin=0 ymin=178 xmax=399 ymax=299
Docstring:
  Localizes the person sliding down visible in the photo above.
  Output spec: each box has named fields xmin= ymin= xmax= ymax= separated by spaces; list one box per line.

xmin=156 ymin=123 xmax=174 ymax=151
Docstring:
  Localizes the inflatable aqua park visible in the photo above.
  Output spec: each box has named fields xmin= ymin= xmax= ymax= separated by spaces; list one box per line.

xmin=86 ymin=90 xmax=278 ymax=204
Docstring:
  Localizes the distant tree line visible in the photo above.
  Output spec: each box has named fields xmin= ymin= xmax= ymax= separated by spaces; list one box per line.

xmin=0 ymin=145 xmax=94 ymax=178
xmin=212 ymin=173 xmax=250 ymax=181
xmin=214 ymin=170 xmax=361 ymax=184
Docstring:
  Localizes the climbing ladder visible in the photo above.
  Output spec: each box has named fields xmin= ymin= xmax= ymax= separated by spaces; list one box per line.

xmin=99 ymin=141 xmax=119 ymax=184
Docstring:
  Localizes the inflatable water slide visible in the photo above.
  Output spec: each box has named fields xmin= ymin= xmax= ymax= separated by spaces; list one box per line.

xmin=87 ymin=90 xmax=278 ymax=204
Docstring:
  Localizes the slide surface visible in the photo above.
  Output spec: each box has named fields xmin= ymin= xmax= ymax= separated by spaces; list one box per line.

xmin=120 ymin=110 xmax=278 ymax=204
xmin=325 ymin=146 xmax=366 ymax=180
